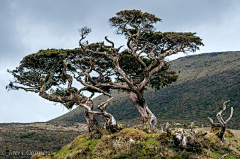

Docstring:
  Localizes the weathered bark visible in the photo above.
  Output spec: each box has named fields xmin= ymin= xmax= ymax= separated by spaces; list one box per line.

xmin=208 ymin=101 xmax=234 ymax=142
xmin=190 ymin=121 xmax=196 ymax=132
xmin=83 ymin=107 xmax=118 ymax=133
xmin=219 ymin=154 xmax=227 ymax=159
xmin=208 ymin=117 xmax=222 ymax=133
xmin=160 ymin=124 xmax=164 ymax=132
xmin=166 ymin=123 xmax=202 ymax=151
xmin=79 ymin=98 xmax=118 ymax=133
xmin=128 ymin=91 xmax=148 ymax=121
xmin=84 ymin=108 xmax=97 ymax=132
xmin=128 ymin=91 xmax=157 ymax=129
xmin=146 ymin=106 xmax=157 ymax=128
xmin=75 ymin=70 xmax=119 ymax=133
xmin=166 ymin=122 xmax=171 ymax=137
xmin=83 ymin=99 xmax=97 ymax=132
xmin=104 ymin=115 xmax=119 ymax=133
xmin=96 ymin=97 xmax=119 ymax=133
xmin=216 ymin=104 xmax=233 ymax=142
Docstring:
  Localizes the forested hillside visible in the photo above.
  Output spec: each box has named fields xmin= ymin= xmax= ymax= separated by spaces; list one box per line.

xmin=51 ymin=51 xmax=240 ymax=129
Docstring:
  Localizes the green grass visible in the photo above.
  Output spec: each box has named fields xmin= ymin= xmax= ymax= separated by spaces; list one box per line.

xmin=213 ymin=151 xmax=235 ymax=159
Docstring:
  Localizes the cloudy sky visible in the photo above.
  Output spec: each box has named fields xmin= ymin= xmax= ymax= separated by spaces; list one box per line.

xmin=0 ymin=0 xmax=240 ymax=123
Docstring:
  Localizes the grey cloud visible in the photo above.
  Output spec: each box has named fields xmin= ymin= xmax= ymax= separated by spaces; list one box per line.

xmin=0 ymin=2 xmax=26 ymax=65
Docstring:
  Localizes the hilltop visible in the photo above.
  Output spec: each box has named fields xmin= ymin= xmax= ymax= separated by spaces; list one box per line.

xmin=32 ymin=124 xmax=240 ymax=159
xmin=51 ymin=51 xmax=240 ymax=129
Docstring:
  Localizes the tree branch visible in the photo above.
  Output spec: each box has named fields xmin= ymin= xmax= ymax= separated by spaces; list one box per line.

xmin=208 ymin=117 xmax=214 ymax=125
xmin=95 ymin=82 xmax=129 ymax=90
xmin=105 ymin=36 xmax=114 ymax=48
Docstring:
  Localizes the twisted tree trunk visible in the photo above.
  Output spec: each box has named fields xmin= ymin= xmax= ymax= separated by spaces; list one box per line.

xmin=84 ymin=109 xmax=98 ymax=132
xmin=128 ymin=91 xmax=157 ymax=129
xmin=79 ymin=97 xmax=119 ymax=133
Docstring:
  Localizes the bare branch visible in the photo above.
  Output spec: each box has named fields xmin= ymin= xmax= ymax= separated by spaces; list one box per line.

xmin=215 ymin=100 xmax=234 ymax=142
xmin=225 ymin=107 xmax=234 ymax=123
xmin=166 ymin=122 xmax=171 ymax=137
xmin=78 ymin=26 xmax=91 ymax=48
xmin=219 ymin=154 xmax=227 ymax=159
xmin=98 ymin=96 xmax=114 ymax=111
xmin=117 ymin=45 xmax=124 ymax=52
xmin=87 ymin=49 xmax=114 ymax=60
xmin=160 ymin=124 xmax=164 ymax=132
xmin=218 ymin=100 xmax=229 ymax=115
xmin=208 ymin=117 xmax=214 ymax=125
xmin=95 ymin=82 xmax=129 ymax=90
xmin=216 ymin=100 xmax=233 ymax=125
xmin=190 ymin=121 xmax=196 ymax=131
xmin=112 ymin=55 xmax=136 ymax=91
xmin=77 ymin=78 xmax=112 ymax=97
xmin=105 ymin=36 xmax=114 ymax=48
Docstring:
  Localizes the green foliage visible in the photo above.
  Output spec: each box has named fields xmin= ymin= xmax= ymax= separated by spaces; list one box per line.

xmin=20 ymin=131 xmax=37 ymax=139
xmin=7 ymin=48 xmax=76 ymax=92
xmin=145 ymin=32 xmax=204 ymax=53
xmin=109 ymin=9 xmax=161 ymax=35
xmin=20 ymin=133 xmax=29 ymax=139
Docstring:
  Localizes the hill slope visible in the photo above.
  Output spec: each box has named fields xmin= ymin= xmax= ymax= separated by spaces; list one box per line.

xmin=50 ymin=51 xmax=240 ymax=129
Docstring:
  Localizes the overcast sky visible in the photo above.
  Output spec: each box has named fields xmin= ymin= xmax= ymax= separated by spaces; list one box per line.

xmin=0 ymin=0 xmax=240 ymax=123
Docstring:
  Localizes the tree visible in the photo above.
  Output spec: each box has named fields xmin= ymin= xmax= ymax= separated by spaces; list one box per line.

xmin=7 ymin=9 xmax=203 ymax=131
xmin=78 ymin=10 xmax=203 ymax=128
xmin=6 ymin=48 xmax=119 ymax=133
xmin=208 ymin=100 xmax=234 ymax=141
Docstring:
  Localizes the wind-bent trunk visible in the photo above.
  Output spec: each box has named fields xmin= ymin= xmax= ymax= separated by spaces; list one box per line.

xmin=102 ymin=113 xmax=118 ymax=133
xmin=79 ymin=97 xmax=119 ymax=133
xmin=128 ymin=91 xmax=148 ymax=121
xmin=84 ymin=108 xmax=98 ymax=132
xmin=84 ymin=108 xmax=118 ymax=133
xmin=128 ymin=91 xmax=157 ymax=128
xmin=146 ymin=106 xmax=157 ymax=128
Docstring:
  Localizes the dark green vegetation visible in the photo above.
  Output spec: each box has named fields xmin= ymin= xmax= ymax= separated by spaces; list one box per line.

xmin=51 ymin=51 xmax=240 ymax=129
xmin=0 ymin=122 xmax=86 ymax=159
xmin=32 ymin=125 xmax=240 ymax=159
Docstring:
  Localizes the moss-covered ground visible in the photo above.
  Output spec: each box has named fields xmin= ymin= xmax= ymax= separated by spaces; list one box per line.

xmin=31 ymin=125 xmax=240 ymax=159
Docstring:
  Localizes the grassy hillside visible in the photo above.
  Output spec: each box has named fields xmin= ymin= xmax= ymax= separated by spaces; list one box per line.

xmin=50 ymin=51 xmax=240 ymax=129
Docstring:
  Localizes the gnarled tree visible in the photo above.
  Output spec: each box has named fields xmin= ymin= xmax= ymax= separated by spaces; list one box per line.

xmin=208 ymin=100 xmax=234 ymax=141
xmin=78 ymin=10 xmax=203 ymax=128
xmin=7 ymin=10 xmax=204 ymax=131
xmin=6 ymin=48 xmax=119 ymax=133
